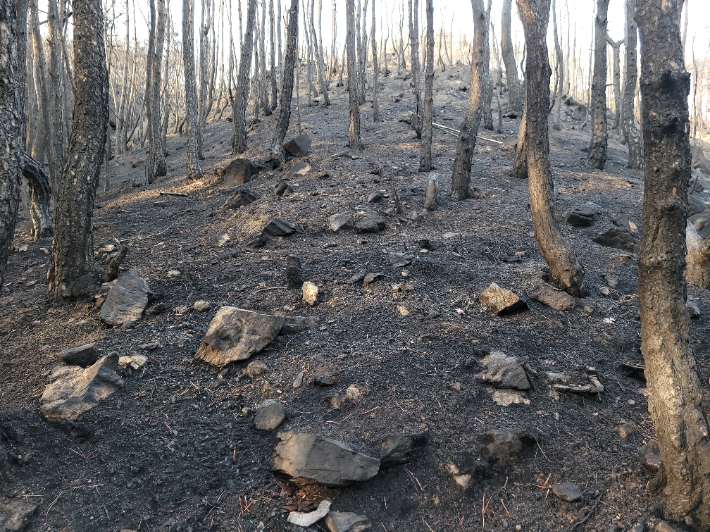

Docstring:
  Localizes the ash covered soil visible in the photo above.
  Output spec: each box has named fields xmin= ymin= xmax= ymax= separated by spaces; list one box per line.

xmin=2 ymin=67 xmax=710 ymax=532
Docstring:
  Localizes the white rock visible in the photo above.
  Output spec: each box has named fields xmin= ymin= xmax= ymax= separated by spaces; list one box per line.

xmin=288 ymin=500 xmax=331 ymax=527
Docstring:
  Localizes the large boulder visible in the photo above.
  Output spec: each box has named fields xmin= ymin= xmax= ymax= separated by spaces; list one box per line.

xmin=40 ymin=354 xmax=124 ymax=423
xmin=195 ymin=307 xmax=284 ymax=367
xmin=100 ymin=269 xmax=150 ymax=326
xmin=218 ymin=158 xmax=259 ymax=188
xmin=283 ymin=133 xmax=312 ymax=157
xmin=273 ymin=432 xmax=380 ymax=486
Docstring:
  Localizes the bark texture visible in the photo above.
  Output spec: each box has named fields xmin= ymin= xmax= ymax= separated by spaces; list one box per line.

xmin=48 ymin=0 xmax=109 ymax=300
xmin=623 ymin=0 xmax=643 ymax=169
xmin=513 ymin=102 xmax=527 ymax=179
xmin=587 ymin=0 xmax=610 ymax=170
xmin=346 ymin=0 xmax=362 ymax=151
xmin=183 ymin=0 xmax=203 ymax=178
xmin=686 ymin=223 xmax=710 ymax=289
xmin=232 ymin=0 xmax=257 ymax=154
xmin=148 ymin=0 xmax=167 ymax=183
xmin=517 ymin=0 xmax=586 ymax=297
xmin=450 ymin=0 xmax=487 ymax=199
xmin=22 ymin=153 xmax=54 ymax=239
xmin=637 ymin=2 xmax=710 ymax=527
xmin=606 ymin=36 xmax=622 ymax=130
xmin=501 ymin=0 xmax=519 ymax=113
xmin=371 ymin=0 xmax=379 ymax=122
xmin=418 ymin=0 xmax=434 ymax=172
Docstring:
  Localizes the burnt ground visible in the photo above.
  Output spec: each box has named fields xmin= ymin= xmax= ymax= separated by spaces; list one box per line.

xmin=2 ymin=66 xmax=710 ymax=532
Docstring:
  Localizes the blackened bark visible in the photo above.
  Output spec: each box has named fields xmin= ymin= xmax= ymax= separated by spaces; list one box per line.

xmin=371 ymin=0 xmax=379 ymax=122
xmin=148 ymin=0 xmax=167 ymax=183
xmin=637 ymin=1 xmax=710 ymax=528
xmin=450 ymin=0 xmax=487 ymax=199
xmin=501 ymin=0 xmax=519 ymax=113
xmin=0 ymin=0 xmax=23 ymax=288
xmin=552 ymin=0 xmax=564 ymax=128
xmin=269 ymin=0 xmax=299 ymax=167
xmin=512 ymin=102 xmax=527 ymax=179
xmin=481 ymin=0 xmax=494 ymax=131
xmin=183 ymin=0 xmax=202 ymax=177
xmin=517 ymin=0 xmax=586 ymax=297
xmin=47 ymin=0 xmax=109 ymax=300
xmin=408 ymin=0 xmax=422 ymax=138
xmin=22 ymin=153 xmax=53 ymax=239
xmin=269 ymin=0 xmax=278 ymax=110
xmin=418 ymin=0 xmax=434 ymax=172
xmin=587 ymin=0 xmax=609 ymax=169
xmin=232 ymin=0 xmax=257 ymax=154
xmin=623 ymin=0 xmax=643 ymax=169
xmin=346 ymin=0 xmax=362 ymax=151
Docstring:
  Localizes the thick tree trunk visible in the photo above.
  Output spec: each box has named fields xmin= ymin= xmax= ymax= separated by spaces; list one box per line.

xmin=232 ymin=0 xmax=257 ymax=154
xmin=0 ymin=0 xmax=24 ymax=288
xmin=22 ymin=153 xmax=53 ymax=239
xmin=623 ymin=0 xmax=643 ymax=169
xmin=346 ymin=0 xmax=363 ymax=150
xmin=418 ymin=0 xmax=434 ymax=172
xmin=637 ymin=2 xmax=710 ymax=527
xmin=408 ymin=0 xmax=422 ymax=138
xmin=517 ymin=0 xmax=586 ymax=297
xmin=371 ymin=0 xmax=379 ymax=122
xmin=501 ymin=0 xmax=519 ymax=113
xmin=269 ymin=0 xmax=299 ymax=167
xmin=183 ymin=0 xmax=203 ymax=178
xmin=450 ymin=0 xmax=487 ymax=199
xmin=48 ymin=0 xmax=109 ymax=300
xmin=587 ymin=0 xmax=609 ymax=169
xmin=606 ymin=37 xmax=622 ymax=130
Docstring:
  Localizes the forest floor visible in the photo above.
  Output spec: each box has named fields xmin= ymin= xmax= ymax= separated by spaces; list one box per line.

xmin=2 ymin=66 xmax=710 ymax=532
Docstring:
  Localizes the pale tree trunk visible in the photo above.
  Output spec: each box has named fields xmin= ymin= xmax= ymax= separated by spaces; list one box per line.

xmin=606 ymin=36 xmax=622 ymax=130
xmin=198 ymin=0 xmax=211 ymax=158
xmin=481 ymin=0 xmax=494 ymax=130
xmin=371 ymin=0 xmax=380 ymax=122
xmin=310 ymin=0 xmax=329 ymax=105
xmin=232 ymin=0 xmax=257 ymax=153
xmin=115 ymin=0 xmax=131 ymax=155
xmin=686 ymin=222 xmax=710 ymax=289
xmin=450 ymin=0 xmax=486 ymax=199
xmin=622 ymin=0 xmax=643 ymax=169
xmin=359 ymin=0 xmax=368 ymax=105
xmin=418 ymin=0 xmax=434 ymax=172
xmin=330 ymin=0 xmax=337 ymax=82
xmin=517 ymin=0 xmax=587 ymax=297
xmin=513 ymin=102 xmax=527 ymax=178
xmin=148 ymin=0 xmax=167 ymax=183
xmin=47 ymin=0 xmax=65 ymax=192
xmin=30 ymin=0 xmax=52 ymax=182
xmin=346 ymin=0 xmax=363 ymax=150
xmin=270 ymin=0 xmax=299 ymax=166
xmin=48 ymin=0 xmax=109 ymax=300
xmin=408 ymin=0 xmax=422 ymax=138
xmin=637 ymin=0 xmax=710 ymax=528
xmin=270 ymin=0 xmax=279 ymax=110
xmin=501 ymin=0 xmax=520 ymax=113
xmin=259 ymin=0 xmax=272 ymax=116
xmin=183 ymin=0 xmax=203 ymax=177
xmin=587 ymin=0 xmax=609 ymax=169
xmin=552 ymin=0 xmax=564 ymax=128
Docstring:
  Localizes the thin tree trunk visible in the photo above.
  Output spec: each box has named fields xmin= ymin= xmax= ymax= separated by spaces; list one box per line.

xmin=552 ymin=0 xmax=564 ymax=128
xmin=22 ymin=154 xmax=53 ymax=239
xmin=450 ymin=0 xmax=486 ymax=198
xmin=516 ymin=0 xmax=586 ymax=297
xmin=587 ymin=0 xmax=609 ymax=169
xmin=637 ymin=0 xmax=710 ymax=527
xmin=481 ymin=0 xmax=494 ymax=130
xmin=310 ymin=0 xmax=330 ymax=105
xmin=30 ymin=0 xmax=53 ymax=183
xmin=408 ymin=0 xmax=422 ymax=137
xmin=48 ymin=0 xmax=109 ymax=300
xmin=606 ymin=36 xmax=622 ymax=130
xmin=259 ymin=0 xmax=272 ymax=115
xmin=622 ymin=0 xmax=643 ymax=169
xmin=148 ymin=0 xmax=167 ymax=183
xmin=183 ymin=0 xmax=203 ymax=177
xmin=47 ymin=0 xmax=65 ymax=192
xmin=513 ymin=102 xmax=527 ymax=178
xmin=371 ymin=0 xmax=380 ymax=122
xmin=270 ymin=0 xmax=299 ymax=166
xmin=232 ymin=0 xmax=257 ymax=153
xmin=418 ymin=0 xmax=434 ymax=172
xmin=270 ymin=0 xmax=279 ymax=110
xmin=115 ymin=0 xmax=131 ymax=155
xmin=198 ymin=0 xmax=211 ymax=158
xmin=501 ymin=0 xmax=520 ymax=113
xmin=346 ymin=0 xmax=363 ymax=151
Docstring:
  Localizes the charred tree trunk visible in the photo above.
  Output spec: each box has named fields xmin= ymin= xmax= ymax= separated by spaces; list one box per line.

xmin=408 ymin=0 xmax=422 ymax=138
xmin=513 ymin=102 xmax=527 ymax=179
xmin=501 ymin=0 xmax=520 ymax=113
xmin=418 ymin=0 xmax=434 ymax=172
xmin=269 ymin=0 xmax=299 ymax=166
xmin=623 ymin=0 xmax=643 ymax=169
xmin=481 ymin=0 xmax=494 ymax=131
xmin=587 ymin=0 xmax=609 ymax=170
xmin=183 ymin=0 xmax=203 ymax=178
xmin=198 ymin=0 xmax=211 ymax=158
xmin=517 ymin=0 xmax=586 ymax=297
xmin=232 ymin=0 xmax=257 ymax=153
xmin=450 ymin=0 xmax=487 ymax=199
xmin=48 ymin=0 xmax=109 ymax=300
xmin=637 ymin=1 xmax=710 ymax=527
xmin=310 ymin=0 xmax=329 ymax=105
xmin=606 ymin=36 xmax=622 ymax=131
xmin=371 ymin=0 xmax=380 ymax=122
xmin=22 ymin=153 xmax=53 ymax=239
xmin=346 ymin=0 xmax=363 ymax=150
xmin=687 ymin=222 xmax=710 ymax=289
xmin=552 ymin=0 xmax=564 ymax=128
xmin=148 ymin=0 xmax=167 ymax=183
xmin=270 ymin=0 xmax=278 ymax=110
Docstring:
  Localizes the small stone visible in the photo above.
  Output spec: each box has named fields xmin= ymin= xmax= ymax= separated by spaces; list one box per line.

xmin=254 ymin=400 xmax=286 ymax=431
xmin=354 ymin=211 xmax=386 ymax=234
xmin=478 ymin=430 xmax=530 ymax=466
xmin=363 ymin=272 xmax=384 ymax=287
xmin=474 ymin=352 xmax=530 ymax=390
xmin=192 ymin=300 xmax=211 ymax=312
xmin=263 ymin=219 xmax=296 ymax=237
xmin=367 ymin=192 xmax=383 ymax=203
xmin=324 ymin=511 xmax=371 ymax=532
xmin=330 ymin=384 xmax=370 ymax=409
xmin=380 ymin=432 xmax=427 ymax=467
xmin=274 ymin=180 xmax=293 ymax=196
xmin=564 ymin=210 xmax=595 ymax=227
xmin=247 ymin=233 xmax=270 ymax=248
xmin=423 ymin=175 xmax=438 ymax=211
xmin=223 ymin=188 xmax=258 ymax=210
xmin=530 ymin=284 xmax=575 ymax=311
xmin=490 ymin=389 xmax=530 ymax=406
xmin=244 ymin=361 xmax=269 ymax=379
xmin=139 ymin=342 xmax=159 ymax=350
xmin=118 ymin=354 xmax=148 ymax=370
xmin=302 ymin=282 xmax=319 ymax=306
xmin=0 ymin=498 xmax=39 ymax=532
xmin=641 ymin=439 xmax=662 ymax=471
xmin=388 ymin=252 xmax=414 ymax=267
xmin=313 ymin=367 xmax=338 ymax=386
xmin=57 ymin=343 xmax=99 ymax=367
xmin=289 ymin=161 xmax=311 ymax=176
xmin=599 ymin=286 xmax=611 ymax=296
xmin=216 ymin=234 xmax=231 ymax=247
xmin=454 ymin=474 xmax=472 ymax=490
xmin=479 ymin=283 xmax=528 ymax=315
xmin=655 ymin=521 xmax=681 ymax=532
xmin=288 ymin=500 xmax=330 ymax=527
xmin=167 ymin=269 xmax=181 ymax=278
xmin=329 ymin=213 xmax=354 ymax=232
xmin=552 ymin=482 xmax=582 ymax=502
xmin=397 ymin=305 xmax=410 ymax=316
xmin=293 ymin=371 xmax=305 ymax=388
xmin=17 ymin=244 xmax=28 ymax=252
xmin=686 ymin=300 xmax=701 ymax=319
xmin=283 ymin=133 xmax=312 ymax=157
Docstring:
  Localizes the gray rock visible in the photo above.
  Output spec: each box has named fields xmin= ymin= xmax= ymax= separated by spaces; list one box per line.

xmin=330 ymin=384 xmax=370 ymax=409
xmin=263 ymin=219 xmax=296 ymax=237
xmin=58 ymin=343 xmax=99 ymax=367
xmin=593 ymin=228 xmax=638 ymax=252
xmin=192 ymin=300 xmax=211 ymax=312
xmin=686 ymin=299 xmax=701 ymax=319
xmin=195 ymin=307 xmax=284 ymax=366
xmin=641 ymin=439 xmax=661 ymax=471
xmin=223 ymin=188 xmax=257 ymax=210
xmin=254 ymin=400 xmax=286 ymax=431
xmin=0 ymin=498 xmax=39 ymax=532
xmin=219 ymin=158 xmax=258 ymax=188
xmin=689 ymin=195 xmax=706 ymax=217
xmin=474 ymin=352 xmax=530 ymax=390
xmin=313 ymin=367 xmax=338 ymax=386
xmin=288 ymin=161 xmax=311 ymax=176
xmin=40 ymin=354 xmax=124 ymax=423
xmin=283 ymin=133 xmax=312 ymax=157
xmin=363 ymin=272 xmax=384 ymax=287
xmin=329 ymin=213 xmax=354 ymax=232
xmin=564 ymin=210 xmax=595 ymax=227
xmin=479 ymin=283 xmax=528 ymax=315
xmin=367 ymin=192 xmax=383 ymax=203
xmin=274 ymin=180 xmax=293 ymax=196
xmin=388 ymin=252 xmax=414 ymax=267
xmin=424 ymin=175 xmax=438 ymax=211
xmin=478 ymin=429 xmax=530 ymax=466
xmin=380 ymin=432 xmax=427 ymax=467
xmin=552 ymin=482 xmax=582 ymax=502
xmin=244 ymin=361 xmax=269 ymax=379
xmin=102 ymin=245 xmax=128 ymax=283
xmin=272 ymin=432 xmax=380 ymax=486
xmin=286 ymin=255 xmax=303 ymax=288
xmin=324 ymin=511 xmax=371 ymax=532
xmin=100 ymin=269 xmax=150 ymax=326
xmin=530 ymin=284 xmax=576 ymax=311
xmin=280 ymin=315 xmax=319 ymax=334
xmin=354 ymin=211 xmax=386 ymax=234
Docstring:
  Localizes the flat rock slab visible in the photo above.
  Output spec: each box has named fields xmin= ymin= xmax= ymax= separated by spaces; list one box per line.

xmin=479 ymin=283 xmax=528 ymax=315
xmin=593 ymin=228 xmax=638 ymax=252
xmin=0 ymin=498 xmax=39 ymax=532
xmin=283 ymin=133 xmax=312 ymax=157
xmin=380 ymin=432 xmax=427 ymax=467
xmin=100 ymin=269 xmax=150 ymax=326
xmin=195 ymin=307 xmax=284 ymax=367
xmin=254 ymin=400 xmax=286 ymax=431
xmin=273 ymin=431 xmax=380 ymax=486
xmin=219 ymin=158 xmax=258 ymax=188
xmin=40 ymin=354 xmax=124 ymax=423
xmin=263 ymin=219 xmax=296 ymax=237
xmin=325 ymin=511 xmax=371 ymax=532
xmin=530 ymin=284 xmax=576 ymax=311
xmin=552 ymin=482 xmax=582 ymax=502
xmin=58 ymin=343 xmax=99 ymax=367
xmin=474 ymin=352 xmax=530 ymax=390
xmin=222 ymin=188 xmax=257 ymax=210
